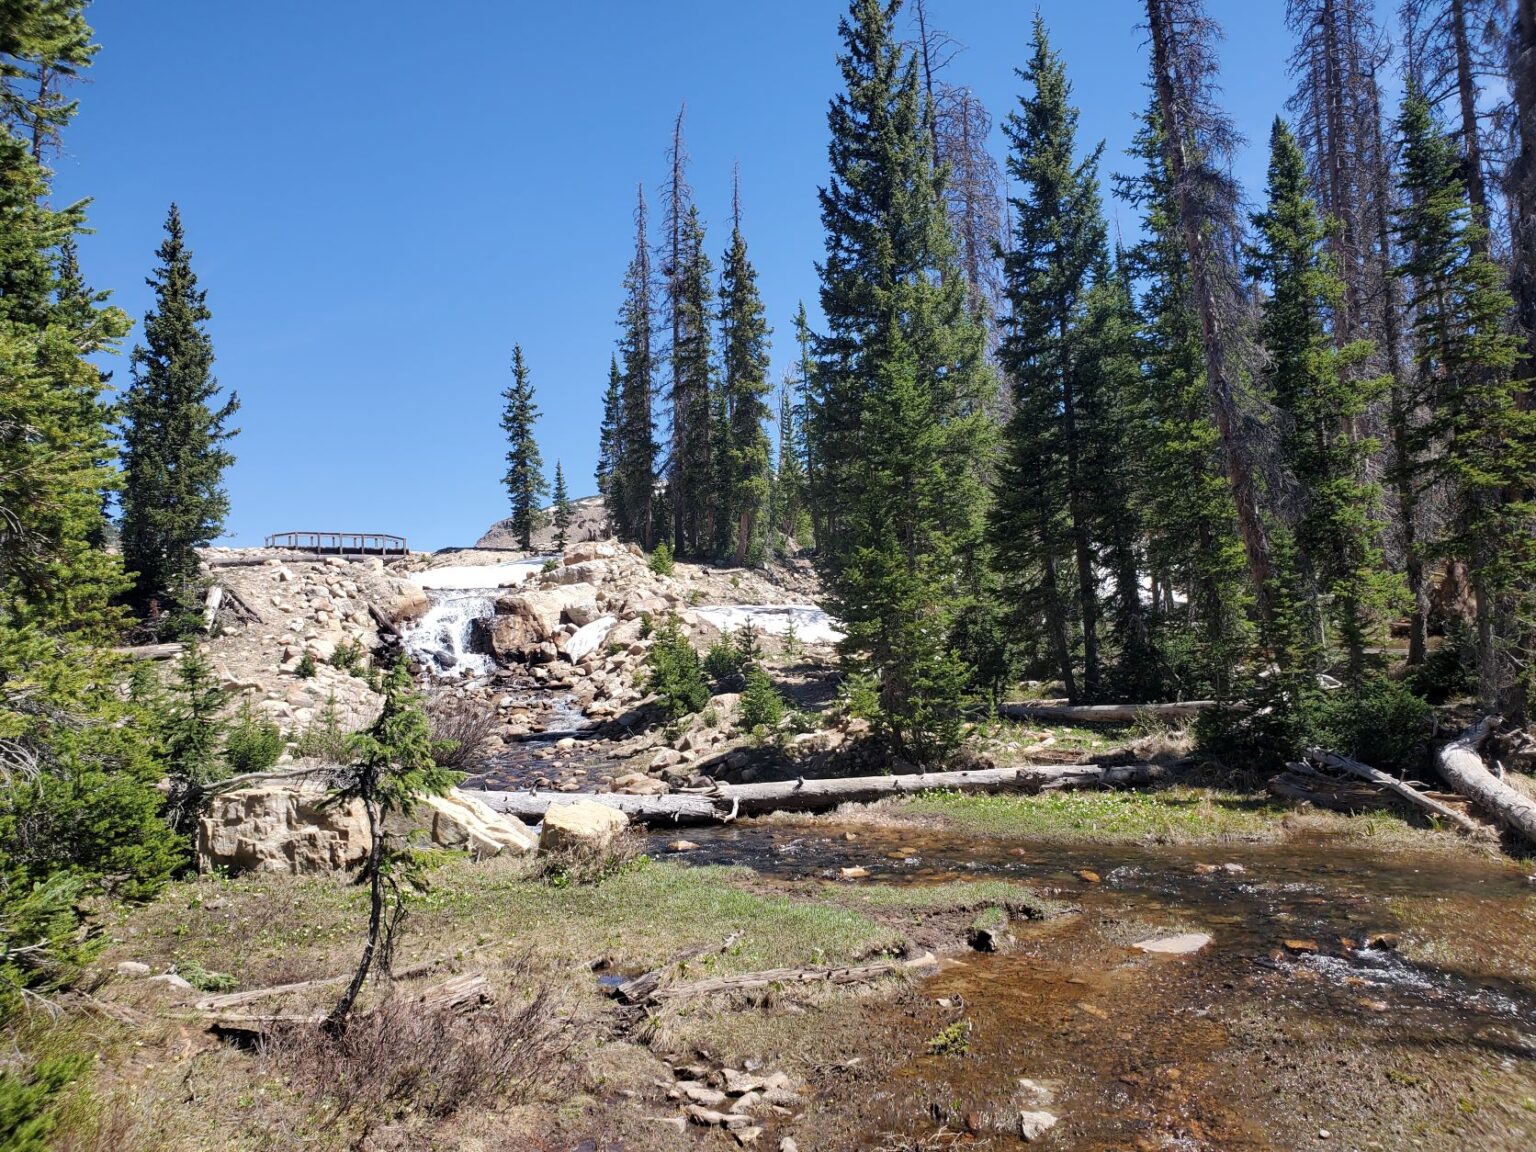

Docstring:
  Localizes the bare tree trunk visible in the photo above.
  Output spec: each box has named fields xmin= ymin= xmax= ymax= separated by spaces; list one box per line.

xmin=1449 ymin=0 xmax=1491 ymax=256
xmin=1146 ymin=0 xmax=1273 ymax=618
xmin=327 ymin=795 xmax=383 ymax=1032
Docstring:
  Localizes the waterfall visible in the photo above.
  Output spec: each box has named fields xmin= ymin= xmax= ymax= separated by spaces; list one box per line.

xmin=401 ymin=558 xmax=555 ymax=679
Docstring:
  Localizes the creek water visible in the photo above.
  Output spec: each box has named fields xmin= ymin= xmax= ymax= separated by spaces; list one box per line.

xmin=651 ymin=820 xmax=1536 ymax=1149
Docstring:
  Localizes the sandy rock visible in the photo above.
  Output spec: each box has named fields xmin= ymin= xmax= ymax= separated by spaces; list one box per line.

xmin=563 ymin=541 xmax=620 ymax=565
xmin=390 ymin=790 xmax=536 ymax=856
xmin=497 ymin=583 xmax=601 ymax=643
xmin=1017 ymin=1110 xmax=1058 ymax=1142
xmin=384 ymin=579 xmax=430 ymax=624
xmin=115 ymin=961 xmax=152 ymax=977
xmin=1132 ymin=932 xmax=1212 ymax=955
xmin=548 ymin=560 xmax=608 ymax=586
xmin=539 ymin=799 xmax=629 ymax=853
xmin=147 ymin=972 xmax=194 ymax=992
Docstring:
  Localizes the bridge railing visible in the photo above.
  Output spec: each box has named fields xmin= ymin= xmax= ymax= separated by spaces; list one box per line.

xmin=264 ymin=531 xmax=408 ymax=555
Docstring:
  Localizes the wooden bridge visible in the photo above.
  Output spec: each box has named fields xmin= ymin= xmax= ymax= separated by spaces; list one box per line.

xmin=264 ymin=531 xmax=408 ymax=556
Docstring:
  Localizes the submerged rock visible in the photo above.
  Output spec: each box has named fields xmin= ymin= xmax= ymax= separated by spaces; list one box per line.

xmin=1132 ymin=932 xmax=1213 ymax=955
xmin=1016 ymin=1109 xmax=1059 ymax=1142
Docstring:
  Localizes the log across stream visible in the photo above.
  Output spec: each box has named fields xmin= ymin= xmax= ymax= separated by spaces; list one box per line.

xmin=466 ymin=760 xmax=1180 ymax=825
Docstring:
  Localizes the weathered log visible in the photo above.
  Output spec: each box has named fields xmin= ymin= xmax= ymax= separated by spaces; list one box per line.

xmin=1304 ymin=747 xmax=1488 ymax=836
xmin=112 ymin=643 xmax=183 ymax=661
xmin=651 ymin=952 xmax=938 ymax=1002
xmin=1435 ymin=717 xmax=1536 ymax=847
xmin=468 ymin=760 xmax=1178 ymax=827
xmin=999 ymin=701 xmax=1215 ymax=725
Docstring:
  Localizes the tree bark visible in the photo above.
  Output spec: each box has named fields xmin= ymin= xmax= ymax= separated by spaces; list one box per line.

xmin=468 ymin=760 xmax=1180 ymax=826
xmin=1435 ymin=717 xmax=1536 ymax=846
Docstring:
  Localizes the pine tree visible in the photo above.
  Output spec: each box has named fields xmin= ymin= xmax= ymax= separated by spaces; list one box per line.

xmin=551 ymin=461 xmax=571 ymax=549
xmin=989 ymin=16 xmax=1107 ymax=702
xmin=1248 ymin=118 xmax=1398 ymax=681
xmin=1 ymin=4 xmax=182 ymax=1013
xmin=717 ymin=181 xmax=773 ymax=566
xmin=771 ymin=376 xmax=807 ymax=552
xmin=1116 ymin=100 xmax=1251 ymax=698
xmin=596 ymin=354 xmax=622 ymax=514
xmin=669 ymin=203 xmax=715 ymax=556
xmin=614 ymin=185 xmax=658 ymax=547
xmin=500 ymin=344 xmax=546 ymax=551
xmin=1395 ymin=86 xmax=1535 ymax=713
xmin=807 ymin=0 xmax=996 ymax=761
xmin=119 ymin=204 xmax=238 ymax=627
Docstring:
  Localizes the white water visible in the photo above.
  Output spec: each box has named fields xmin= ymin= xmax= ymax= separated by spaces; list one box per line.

xmin=693 ymin=603 xmax=844 ymax=645
xmin=403 ymin=558 xmax=556 ymax=678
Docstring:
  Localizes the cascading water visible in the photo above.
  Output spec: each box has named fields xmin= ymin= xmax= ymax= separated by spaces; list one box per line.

xmin=402 ymin=558 xmax=554 ymax=679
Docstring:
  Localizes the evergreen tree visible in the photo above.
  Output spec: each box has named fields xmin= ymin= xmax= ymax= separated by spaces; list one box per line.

xmin=1115 ymin=100 xmax=1251 ymax=698
xmin=668 ymin=203 xmax=715 ymax=556
xmin=1395 ymin=86 xmax=1535 ymax=713
xmin=596 ymin=354 xmax=622 ymax=513
xmin=1 ymin=4 xmax=182 ymax=1015
xmin=1247 ymin=118 xmax=1398 ymax=682
xmin=771 ymin=376 xmax=807 ymax=551
xmin=119 ymin=203 xmax=238 ymax=627
xmin=989 ymin=16 xmax=1107 ymax=701
xmin=614 ymin=185 xmax=658 ymax=547
xmin=717 ymin=184 xmax=773 ymax=566
xmin=160 ymin=642 xmax=227 ymax=834
xmin=551 ymin=460 xmax=571 ymax=549
xmin=500 ymin=344 xmax=546 ymax=551
xmin=807 ymin=0 xmax=995 ymax=761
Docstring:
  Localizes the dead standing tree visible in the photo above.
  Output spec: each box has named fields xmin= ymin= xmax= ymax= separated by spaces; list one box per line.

xmin=1145 ymin=0 xmax=1274 ymax=618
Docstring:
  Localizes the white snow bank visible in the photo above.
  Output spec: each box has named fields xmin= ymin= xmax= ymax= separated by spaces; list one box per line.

xmin=693 ymin=604 xmax=844 ymax=645
xmin=415 ymin=557 xmax=555 ymax=590
xmin=565 ymin=615 xmax=618 ymax=663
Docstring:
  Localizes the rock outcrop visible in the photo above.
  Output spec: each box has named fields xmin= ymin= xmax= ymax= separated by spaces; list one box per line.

xmin=197 ymin=781 xmax=536 ymax=874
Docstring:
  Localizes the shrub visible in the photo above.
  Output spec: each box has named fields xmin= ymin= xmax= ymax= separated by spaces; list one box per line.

xmin=535 ymin=829 xmax=645 ymax=887
xmin=293 ymin=695 xmax=353 ymax=762
xmin=541 ymin=557 xmax=560 ymax=574
xmin=740 ymin=665 xmax=786 ymax=731
xmin=1311 ymin=677 xmax=1432 ymax=771
xmin=295 ymin=652 xmax=317 ymax=679
xmin=177 ymin=958 xmax=236 ymax=992
xmin=647 ymin=542 xmax=675 ymax=577
xmin=330 ymin=639 xmax=365 ymax=675
xmin=424 ymin=692 xmax=498 ymax=770
xmin=643 ymin=615 xmax=709 ymax=719
xmin=1407 ymin=626 xmax=1475 ymax=704
xmin=266 ymin=966 xmax=573 ymax=1122
xmin=224 ymin=698 xmax=284 ymax=774
xmin=0 ymin=1053 xmax=89 ymax=1152
xmin=703 ymin=635 xmax=747 ymax=688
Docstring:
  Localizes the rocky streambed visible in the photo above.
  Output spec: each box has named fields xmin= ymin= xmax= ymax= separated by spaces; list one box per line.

xmin=634 ymin=820 xmax=1536 ymax=1150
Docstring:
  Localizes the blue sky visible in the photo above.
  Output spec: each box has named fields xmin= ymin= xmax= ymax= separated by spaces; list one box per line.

xmin=56 ymin=1 xmax=1357 ymax=551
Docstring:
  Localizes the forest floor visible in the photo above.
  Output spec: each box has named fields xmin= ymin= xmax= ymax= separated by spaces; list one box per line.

xmin=28 ymin=753 xmax=1536 ymax=1152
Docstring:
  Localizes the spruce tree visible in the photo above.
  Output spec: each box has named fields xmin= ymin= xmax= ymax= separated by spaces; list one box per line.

xmin=1247 ymin=118 xmax=1397 ymax=682
xmin=771 ymin=376 xmax=807 ymax=552
xmin=989 ymin=16 xmax=1107 ymax=701
xmin=500 ymin=344 xmax=547 ymax=551
xmin=668 ymin=203 xmax=715 ymax=556
xmin=596 ymin=354 xmax=622 ymax=514
xmin=614 ymin=185 xmax=658 ymax=547
xmin=119 ymin=204 xmax=238 ymax=627
xmin=1115 ymin=100 xmax=1251 ymax=698
xmin=807 ymin=0 xmax=995 ymax=761
xmin=551 ymin=461 xmax=571 ymax=549
xmin=717 ymin=186 xmax=773 ymax=566
xmin=1395 ymin=86 xmax=1534 ymax=713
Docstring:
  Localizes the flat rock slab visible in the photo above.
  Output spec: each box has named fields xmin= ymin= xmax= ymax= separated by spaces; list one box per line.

xmin=1132 ymin=932 xmax=1212 ymax=955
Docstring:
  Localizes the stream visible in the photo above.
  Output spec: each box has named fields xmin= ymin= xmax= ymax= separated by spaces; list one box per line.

xmin=647 ymin=820 xmax=1536 ymax=1149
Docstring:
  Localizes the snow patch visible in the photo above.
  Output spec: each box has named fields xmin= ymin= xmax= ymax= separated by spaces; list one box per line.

xmin=566 ymin=615 xmax=618 ymax=663
xmin=693 ymin=604 xmax=844 ymax=645
xmin=415 ymin=558 xmax=555 ymax=590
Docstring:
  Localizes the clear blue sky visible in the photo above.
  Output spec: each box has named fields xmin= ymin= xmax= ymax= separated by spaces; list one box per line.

xmin=53 ymin=0 xmax=1375 ymax=551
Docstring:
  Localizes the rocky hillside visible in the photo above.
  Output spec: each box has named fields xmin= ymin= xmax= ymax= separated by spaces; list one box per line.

xmin=476 ymin=493 xmax=609 ymax=550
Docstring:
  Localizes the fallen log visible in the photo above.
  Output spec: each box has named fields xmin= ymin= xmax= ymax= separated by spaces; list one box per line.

xmin=999 ymin=701 xmax=1214 ymax=725
xmin=646 ymin=952 xmax=938 ymax=1004
xmin=468 ymin=760 xmax=1179 ymax=826
xmin=112 ymin=643 xmax=182 ymax=661
xmin=1303 ymin=748 xmax=1487 ymax=837
xmin=1435 ymin=717 xmax=1536 ymax=847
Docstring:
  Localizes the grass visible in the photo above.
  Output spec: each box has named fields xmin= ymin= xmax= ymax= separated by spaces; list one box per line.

xmin=892 ymin=784 xmax=1450 ymax=848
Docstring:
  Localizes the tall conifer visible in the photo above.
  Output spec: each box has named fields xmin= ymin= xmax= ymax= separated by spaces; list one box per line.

xmin=807 ymin=0 xmax=995 ymax=760
xmin=614 ymin=186 xmax=658 ymax=547
xmin=500 ymin=344 xmax=546 ymax=551
xmin=717 ymin=182 xmax=773 ymax=566
xmin=119 ymin=204 xmax=238 ymax=626
xmin=551 ymin=461 xmax=571 ymax=549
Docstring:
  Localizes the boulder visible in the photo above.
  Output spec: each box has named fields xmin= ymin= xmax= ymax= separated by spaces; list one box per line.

xmin=548 ymin=560 xmax=608 ymax=586
xmin=566 ymin=615 xmax=618 ymax=662
xmin=199 ymin=783 xmax=535 ymax=874
xmin=563 ymin=541 xmax=620 ymax=565
xmin=487 ymin=613 xmax=541 ymax=659
xmin=384 ymin=580 xmax=431 ymax=624
xmin=496 ymin=583 xmax=600 ymax=643
xmin=386 ymin=790 xmax=536 ymax=856
xmin=540 ymin=800 xmax=629 ymax=854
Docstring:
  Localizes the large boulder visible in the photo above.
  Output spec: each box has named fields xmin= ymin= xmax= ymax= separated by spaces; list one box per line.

xmin=539 ymin=800 xmax=629 ymax=854
xmin=547 ymin=560 xmax=608 ymax=586
xmin=198 ymin=783 xmax=536 ymax=874
xmin=563 ymin=541 xmax=621 ymax=565
xmin=198 ymin=783 xmax=368 ymax=874
xmin=495 ymin=583 xmax=600 ymax=643
xmin=383 ymin=578 xmax=430 ymax=624
xmin=387 ymin=790 xmax=536 ymax=856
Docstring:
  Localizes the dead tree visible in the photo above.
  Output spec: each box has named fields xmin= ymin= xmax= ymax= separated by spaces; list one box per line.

xmin=1511 ymin=0 xmax=1536 ymax=364
xmin=1145 ymin=0 xmax=1274 ymax=616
